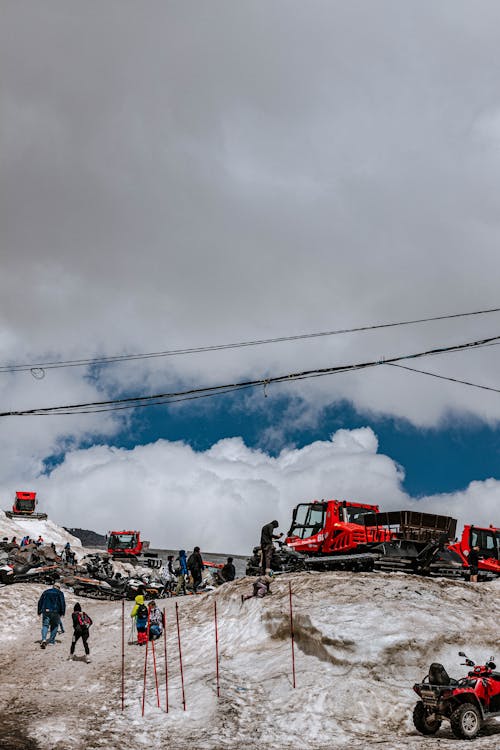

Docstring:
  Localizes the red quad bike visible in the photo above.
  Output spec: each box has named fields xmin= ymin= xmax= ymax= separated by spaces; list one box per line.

xmin=413 ymin=652 xmax=500 ymax=740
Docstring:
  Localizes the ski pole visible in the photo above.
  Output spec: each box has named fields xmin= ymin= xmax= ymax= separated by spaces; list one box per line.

xmin=121 ymin=599 xmax=125 ymax=711
xmin=289 ymin=581 xmax=296 ymax=688
xmin=214 ymin=600 xmax=220 ymax=698
xmin=175 ymin=601 xmax=186 ymax=710
xmin=163 ymin=607 xmax=169 ymax=713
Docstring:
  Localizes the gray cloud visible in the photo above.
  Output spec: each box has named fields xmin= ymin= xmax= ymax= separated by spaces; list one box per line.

xmin=2 ymin=1 xmax=500 ymax=453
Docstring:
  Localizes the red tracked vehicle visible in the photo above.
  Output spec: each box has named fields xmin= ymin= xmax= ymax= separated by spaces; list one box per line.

xmin=448 ymin=524 xmax=500 ymax=580
xmin=413 ymin=652 xmax=500 ymax=740
xmin=284 ymin=500 xmax=458 ymax=574
xmin=107 ymin=530 xmax=161 ymax=568
xmin=107 ymin=530 xmax=143 ymax=558
xmin=5 ymin=491 xmax=47 ymax=520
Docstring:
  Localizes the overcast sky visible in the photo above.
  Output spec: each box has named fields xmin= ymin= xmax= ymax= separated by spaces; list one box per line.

xmin=1 ymin=2 xmax=500 ymax=549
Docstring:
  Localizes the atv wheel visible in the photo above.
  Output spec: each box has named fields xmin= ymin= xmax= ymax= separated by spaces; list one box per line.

xmin=450 ymin=702 xmax=481 ymax=740
xmin=412 ymin=701 xmax=442 ymax=735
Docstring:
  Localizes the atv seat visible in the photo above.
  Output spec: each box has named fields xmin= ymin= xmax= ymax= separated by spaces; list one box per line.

xmin=428 ymin=663 xmax=457 ymax=686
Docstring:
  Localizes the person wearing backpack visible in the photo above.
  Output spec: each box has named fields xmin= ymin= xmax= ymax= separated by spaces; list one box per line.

xmin=131 ymin=594 xmax=149 ymax=645
xmin=69 ymin=602 xmax=92 ymax=662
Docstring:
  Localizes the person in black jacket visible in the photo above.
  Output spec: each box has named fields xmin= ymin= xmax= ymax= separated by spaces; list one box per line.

xmin=187 ymin=546 xmax=204 ymax=592
xmin=260 ymin=520 xmax=283 ymax=575
xmin=220 ymin=557 xmax=236 ymax=582
xmin=38 ymin=582 xmax=66 ymax=648
xmin=468 ymin=545 xmax=481 ymax=583
xmin=69 ymin=602 xmax=92 ymax=662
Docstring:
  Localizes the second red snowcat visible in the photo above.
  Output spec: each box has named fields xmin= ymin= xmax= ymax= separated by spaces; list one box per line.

xmin=107 ymin=530 xmax=161 ymax=568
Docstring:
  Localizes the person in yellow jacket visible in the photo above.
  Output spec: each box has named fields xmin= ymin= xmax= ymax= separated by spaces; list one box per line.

xmin=131 ymin=594 xmax=148 ymax=645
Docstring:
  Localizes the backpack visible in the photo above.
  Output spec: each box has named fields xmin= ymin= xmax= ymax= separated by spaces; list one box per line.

xmin=77 ymin=612 xmax=92 ymax=628
xmin=136 ymin=603 xmax=148 ymax=620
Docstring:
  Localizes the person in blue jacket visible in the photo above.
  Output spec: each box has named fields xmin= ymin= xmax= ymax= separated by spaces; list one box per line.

xmin=37 ymin=581 xmax=66 ymax=648
xmin=175 ymin=549 xmax=188 ymax=596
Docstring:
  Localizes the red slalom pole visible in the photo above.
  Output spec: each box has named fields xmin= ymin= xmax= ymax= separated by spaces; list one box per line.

xmin=214 ymin=600 xmax=220 ymax=698
xmin=121 ymin=599 xmax=125 ymax=711
xmin=289 ymin=581 xmax=296 ymax=688
xmin=152 ymin=638 xmax=160 ymax=708
xmin=175 ymin=602 xmax=186 ymax=711
xmin=163 ymin=608 xmax=169 ymax=713
xmin=141 ymin=611 xmax=150 ymax=716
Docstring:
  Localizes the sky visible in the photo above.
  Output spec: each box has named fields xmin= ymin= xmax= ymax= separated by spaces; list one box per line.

xmin=1 ymin=1 xmax=500 ymax=551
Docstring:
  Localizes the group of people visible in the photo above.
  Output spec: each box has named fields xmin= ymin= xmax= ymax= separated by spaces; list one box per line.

xmin=3 ymin=534 xmax=45 ymax=549
xmin=130 ymin=596 xmax=164 ymax=645
xmin=37 ymin=581 xmax=92 ymax=662
xmin=159 ymin=548 xmax=236 ymax=595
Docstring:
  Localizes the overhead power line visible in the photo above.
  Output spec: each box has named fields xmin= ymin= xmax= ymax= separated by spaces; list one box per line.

xmin=1 ymin=304 xmax=500 ymax=375
xmin=387 ymin=363 xmax=500 ymax=394
xmin=2 ymin=331 xmax=500 ymax=418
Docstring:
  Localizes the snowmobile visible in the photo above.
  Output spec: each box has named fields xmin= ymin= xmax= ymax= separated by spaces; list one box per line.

xmin=412 ymin=651 xmax=500 ymax=740
xmin=0 ymin=563 xmax=14 ymax=584
xmin=125 ymin=575 xmax=165 ymax=601
xmin=65 ymin=574 xmax=125 ymax=601
xmin=246 ymin=541 xmax=306 ymax=576
xmin=78 ymin=553 xmax=114 ymax=580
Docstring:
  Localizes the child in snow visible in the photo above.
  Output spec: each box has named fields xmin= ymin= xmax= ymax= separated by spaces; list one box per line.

xmin=147 ymin=600 xmax=164 ymax=641
xmin=131 ymin=594 xmax=149 ymax=645
xmin=69 ymin=602 xmax=92 ymax=662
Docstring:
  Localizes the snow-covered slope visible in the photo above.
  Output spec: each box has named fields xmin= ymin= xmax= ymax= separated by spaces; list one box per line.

xmin=0 ymin=569 xmax=498 ymax=749
xmin=0 ymin=509 xmax=82 ymax=552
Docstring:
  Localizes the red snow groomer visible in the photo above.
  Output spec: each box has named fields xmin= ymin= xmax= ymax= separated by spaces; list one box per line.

xmin=107 ymin=530 xmax=161 ymax=568
xmin=285 ymin=500 xmax=459 ymax=575
xmin=448 ymin=524 xmax=500 ymax=580
xmin=246 ymin=499 xmax=460 ymax=576
xmin=5 ymin=491 xmax=47 ymax=520
xmin=107 ymin=530 xmax=143 ymax=558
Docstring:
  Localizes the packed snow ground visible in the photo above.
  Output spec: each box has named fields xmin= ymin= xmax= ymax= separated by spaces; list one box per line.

xmin=0 ymin=567 xmax=499 ymax=750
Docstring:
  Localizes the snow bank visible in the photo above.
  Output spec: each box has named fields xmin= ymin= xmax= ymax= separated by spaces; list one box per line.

xmin=1 ymin=570 xmax=498 ymax=749
xmin=0 ymin=509 xmax=83 ymax=553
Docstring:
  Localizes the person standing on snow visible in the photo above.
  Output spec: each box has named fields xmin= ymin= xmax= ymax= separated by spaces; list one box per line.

xmin=131 ymin=594 xmax=149 ymax=645
xmin=38 ymin=581 xmax=66 ymax=648
xmin=187 ymin=546 xmax=204 ymax=593
xmin=260 ymin=520 xmax=283 ymax=575
xmin=160 ymin=555 xmax=177 ymax=595
xmin=175 ymin=550 xmax=189 ymax=596
xmin=468 ymin=545 xmax=481 ymax=583
xmin=69 ymin=602 xmax=92 ymax=662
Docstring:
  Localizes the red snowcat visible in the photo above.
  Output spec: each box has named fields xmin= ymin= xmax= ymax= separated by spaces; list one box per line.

xmin=448 ymin=524 xmax=500 ymax=580
xmin=247 ymin=499 xmax=461 ymax=576
xmin=5 ymin=491 xmax=47 ymax=520
xmin=107 ymin=530 xmax=143 ymax=558
xmin=107 ymin=530 xmax=161 ymax=568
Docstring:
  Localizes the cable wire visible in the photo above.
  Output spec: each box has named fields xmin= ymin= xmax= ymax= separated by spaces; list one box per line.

xmin=1 ymin=304 xmax=500 ymax=374
xmin=2 ymin=331 xmax=500 ymax=418
xmin=386 ymin=363 xmax=500 ymax=394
